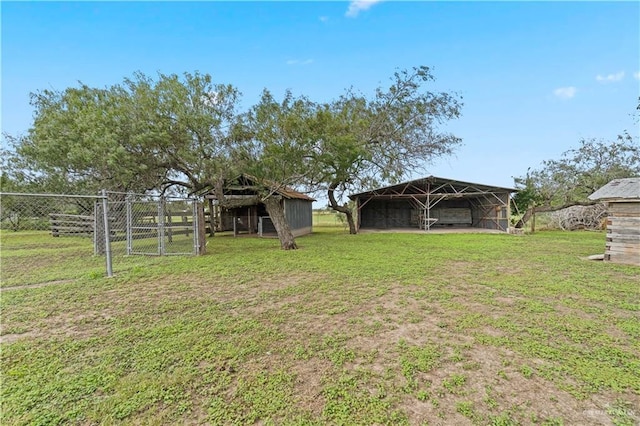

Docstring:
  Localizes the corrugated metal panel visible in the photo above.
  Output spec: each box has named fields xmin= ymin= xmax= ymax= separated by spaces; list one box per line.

xmin=589 ymin=178 xmax=640 ymax=201
xmin=350 ymin=175 xmax=517 ymax=199
xmin=284 ymin=199 xmax=313 ymax=231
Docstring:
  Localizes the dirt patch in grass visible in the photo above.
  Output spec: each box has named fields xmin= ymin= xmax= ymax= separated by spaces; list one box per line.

xmin=0 ymin=279 xmax=77 ymax=292
xmin=2 ymin=230 xmax=639 ymax=425
xmin=0 ymin=331 xmax=38 ymax=344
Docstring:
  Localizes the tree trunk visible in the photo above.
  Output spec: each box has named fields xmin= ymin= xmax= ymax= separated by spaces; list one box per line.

xmin=515 ymin=208 xmax=533 ymax=229
xmin=263 ymin=196 xmax=298 ymax=250
xmin=531 ymin=211 xmax=536 ymax=234
xmin=327 ymin=181 xmax=357 ymax=234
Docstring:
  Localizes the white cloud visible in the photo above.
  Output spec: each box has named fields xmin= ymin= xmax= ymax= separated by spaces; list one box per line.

xmin=596 ymin=71 xmax=625 ymax=83
xmin=286 ymin=59 xmax=314 ymax=66
xmin=345 ymin=0 xmax=383 ymax=18
xmin=319 ymin=16 xmax=329 ymax=23
xmin=634 ymin=71 xmax=640 ymax=80
xmin=553 ymin=86 xmax=577 ymax=100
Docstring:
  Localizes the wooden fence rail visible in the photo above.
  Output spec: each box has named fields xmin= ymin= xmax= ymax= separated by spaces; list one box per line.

xmin=50 ymin=213 xmax=94 ymax=237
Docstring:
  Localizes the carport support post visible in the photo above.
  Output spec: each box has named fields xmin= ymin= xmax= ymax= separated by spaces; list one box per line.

xmin=101 ymin=189 xmax=113 ymax=277
xmin=427 ymin=190 xmax=431 ymax=231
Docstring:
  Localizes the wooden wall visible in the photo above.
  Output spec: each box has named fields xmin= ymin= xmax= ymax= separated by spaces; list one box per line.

xmin=605 ymin=201 xmax=640 ymax=266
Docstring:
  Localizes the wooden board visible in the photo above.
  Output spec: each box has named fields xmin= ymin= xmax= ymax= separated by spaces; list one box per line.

xmin=606 ymin=253 xmax=640 ymax=266
xmin=607 ymin=217 xmax=640 ymax=226
xmin=606 ymin=234 xmax=640 ymax=243
xmin=607 ymin=225 xmax=640 ymax=235
xmin=609 ymin=202 xmax=640 ymax=216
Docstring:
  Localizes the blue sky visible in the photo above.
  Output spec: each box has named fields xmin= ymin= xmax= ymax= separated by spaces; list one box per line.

xmin=2 ymin=1 xmax=639 ymax=191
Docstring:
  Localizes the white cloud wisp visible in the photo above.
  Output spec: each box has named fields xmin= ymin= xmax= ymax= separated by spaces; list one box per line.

xmin=286 ymin=59 xmax=314 ymax=66
xmin=345 ymin=0 xmax=383 ymax=18
xmin=554 ymin=86 xmax=577 ymax=100
xmin=596 ymin=71 xmax=625 ymax=83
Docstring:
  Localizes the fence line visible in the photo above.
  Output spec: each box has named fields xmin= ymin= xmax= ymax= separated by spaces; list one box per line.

xmin=1 ymin=191 xmax=205 ymax=286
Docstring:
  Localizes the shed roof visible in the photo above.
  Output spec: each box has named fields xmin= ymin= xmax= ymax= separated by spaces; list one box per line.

xmin=349 ymin=176 xmax=517 ymax=200
xmin=588 ymin=177 xmax=640 ymax=201
xmin=205 ymin=174 xmax=315 ymax=202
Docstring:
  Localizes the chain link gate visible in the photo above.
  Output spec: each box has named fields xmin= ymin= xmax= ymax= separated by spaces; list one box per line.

xmin=99 ymin=192 xmax=203 ymax=257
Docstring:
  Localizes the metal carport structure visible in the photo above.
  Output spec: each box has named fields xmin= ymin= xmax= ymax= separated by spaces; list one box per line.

xmin=349 ymin=176 xmax=517 ymax=232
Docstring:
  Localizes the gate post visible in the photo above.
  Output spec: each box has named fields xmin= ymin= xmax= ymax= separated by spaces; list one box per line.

xmin=126 ymin=194 xmax=133 ymax=255
xmin=196 ymin=202 xmax=206 ymax=255
xmin=101 ymin=190 xmax=113 ymax=277
xmin=158 ymin=196 xmax=166 ymax=255
xmin=94 ymin=201 xmax=102 ymax=255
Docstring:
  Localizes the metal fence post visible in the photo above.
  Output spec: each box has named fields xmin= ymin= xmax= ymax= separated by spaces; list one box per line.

xmin=194 ymin=201 xmax=206 ymax=255
xmin=158 ymin=196 xmax=165 ymax=255
xmin=101 ymin=190 xmax=113 ymax=277
xmin=94 ymin=201 xmax=99 ymax=255
xmin=126 ymin=194 xmax=133 ymax=255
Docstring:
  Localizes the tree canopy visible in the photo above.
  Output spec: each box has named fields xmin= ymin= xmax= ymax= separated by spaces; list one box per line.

xmin=306 ymin=66 xmax=463 ymax=233
xmin=6 ymin=66 xmax=464 ymax=247
xmin=513 ymin=131 xmax=640 ymax=226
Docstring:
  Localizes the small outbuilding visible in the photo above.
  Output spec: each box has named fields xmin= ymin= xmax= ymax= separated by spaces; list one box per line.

xmin=588 ymin=177 xmax=640 ymax=266
xmin=349 ymin=176 xmax=516 ymax=232
xmin=205 ymin=175 xmax=315 ymax=238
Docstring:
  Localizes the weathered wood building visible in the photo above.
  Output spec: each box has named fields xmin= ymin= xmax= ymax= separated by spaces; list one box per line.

xmin=205 ymin=175 xmax=315 ymax=237
xmin=588 ymin=177 xmax=640 ymax=266
xmin=349 ymin=176 xmax=516 ymax=232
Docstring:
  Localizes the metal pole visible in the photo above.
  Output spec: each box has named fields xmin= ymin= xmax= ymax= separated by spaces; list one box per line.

xmin=126 ymin=194 xmax=132 ymax=255
xmin=158 ymin=196 xmax=165 ymax=255
xmin=93 ymin=201 xmax=99 ymax=255
xmin=426 ymin=185 xmax=431 ymax=231
xmin=101 ymin=190 xmax=113 ymax=277
xmin=193 ymin=200 xmax=198 ymax=255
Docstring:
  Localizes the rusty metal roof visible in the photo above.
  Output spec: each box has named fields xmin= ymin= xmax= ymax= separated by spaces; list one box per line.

xmin=349 ymin=176 xmax=517 ymax=200
xmin=588 ymin=177 xmax=640 ymax=201
xmin=205 ymin=174 xmax=315 ymax=202
xmin=274 ymin=186 xmax=316 ymax=201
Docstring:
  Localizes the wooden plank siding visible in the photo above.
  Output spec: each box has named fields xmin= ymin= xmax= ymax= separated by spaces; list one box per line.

xmin=604 ymin=202 xmax=640 ymax=266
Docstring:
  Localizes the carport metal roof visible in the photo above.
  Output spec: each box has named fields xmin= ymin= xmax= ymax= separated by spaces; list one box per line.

xmin=349 ymin=176 xmax=517 ymax=202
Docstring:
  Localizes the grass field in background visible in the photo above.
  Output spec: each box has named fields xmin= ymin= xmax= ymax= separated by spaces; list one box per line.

xmin=1 ymin=227 xmax=639 ymax=425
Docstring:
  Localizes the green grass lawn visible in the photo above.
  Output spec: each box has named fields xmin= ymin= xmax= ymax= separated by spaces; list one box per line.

xmin=1 ymin=228 xmax=639 ymax=425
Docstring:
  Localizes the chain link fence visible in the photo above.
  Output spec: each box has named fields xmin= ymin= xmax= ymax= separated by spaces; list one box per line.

xmin=0 ymin=191 xmax=204 ymax=288
xmin=100 ymin=192 xmax=203 ymax=256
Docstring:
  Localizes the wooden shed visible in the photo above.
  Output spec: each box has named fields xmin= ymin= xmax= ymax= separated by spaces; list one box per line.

xmin=205 ymin=175 xmax=315 ymax=238
xmin=588 ymin=177 xmax=640 ymax=266
xmin=349 ymin=176 xmax=516 ymax=232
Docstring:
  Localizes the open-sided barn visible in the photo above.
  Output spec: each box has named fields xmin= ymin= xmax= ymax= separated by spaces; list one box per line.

xmin=349 ymin=176 xmax=516 ymax=232
xmin=205 ymin=175 xmax=314 ymax=237
xmin=588 ymin=177 xmax=640 ymax=266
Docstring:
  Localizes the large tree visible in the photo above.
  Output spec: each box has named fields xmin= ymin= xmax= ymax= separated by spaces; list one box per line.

xmin=123 ymin=72 xmax=244 ymax=195
xmin=513 ymin=132 xmax=640 ymax=226
xmin=12 ymin=72 xmax=245 ymax=195
xmin=234 ymin=90 xmax=318 ymax=249
xmin=11 ymin=83 xmax=163 ymax=194
xmin=11 ymin=72 xmax=312 ymax=249
xmin=307 ymin=66 xmax=463 ymax=233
